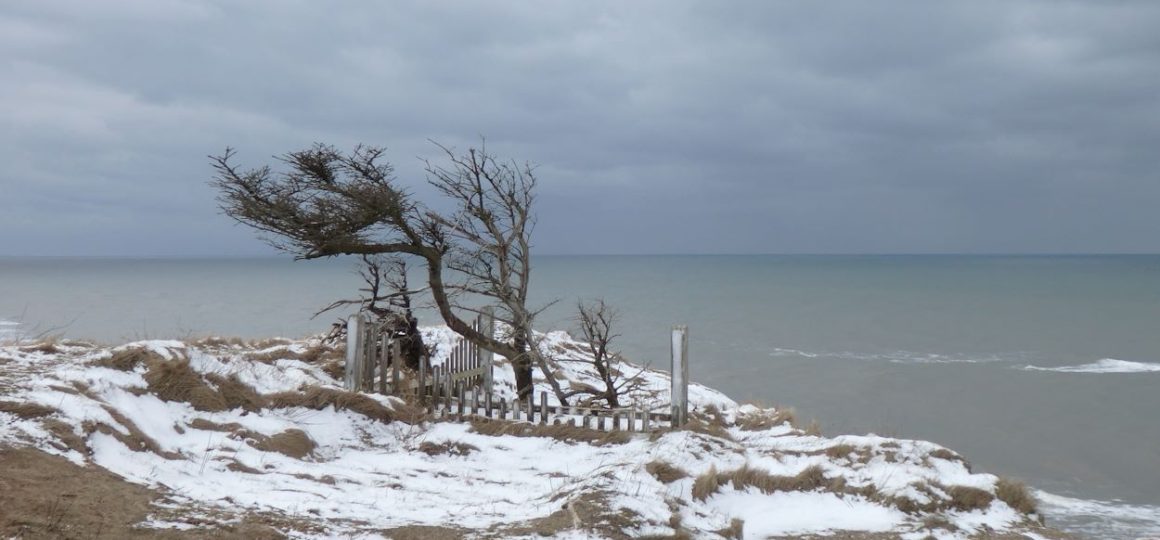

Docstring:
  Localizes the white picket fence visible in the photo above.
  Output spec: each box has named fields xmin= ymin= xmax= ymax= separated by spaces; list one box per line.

xmin=343 ymin=311 xmax=691 ymax=432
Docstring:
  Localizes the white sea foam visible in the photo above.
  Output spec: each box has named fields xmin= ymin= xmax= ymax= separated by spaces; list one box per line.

xmin=770 ymin=347 xmax=1010 ymax=365
xmin=0 ymin=319 xmax=21 ymax=342
xmin=1038 ymin=490 xmax=1160 ymax=539
xmin=1022 ymin=359 xmax=1160 ymax=374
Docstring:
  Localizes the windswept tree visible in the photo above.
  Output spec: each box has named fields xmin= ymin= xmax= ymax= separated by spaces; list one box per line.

xmin=210 ymin=142 xmax=565 ymax=402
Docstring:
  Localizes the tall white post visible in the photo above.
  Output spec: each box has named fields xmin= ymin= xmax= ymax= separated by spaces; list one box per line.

xmin=345 ymin=314 xmax=366 ymax=391
xmin=671 ymin=325 xmax=689 ymax=428
xmin=481 ymin=306 xmax=496 ymax=396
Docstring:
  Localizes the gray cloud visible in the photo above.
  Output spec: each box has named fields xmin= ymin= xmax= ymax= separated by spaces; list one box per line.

xmin=2 ymin=0 xmax=1159 ymax=255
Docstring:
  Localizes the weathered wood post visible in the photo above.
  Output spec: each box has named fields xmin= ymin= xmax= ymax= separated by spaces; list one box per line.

xmin=480 ymin=307 xmax=496 ymax=396
xmin=671 ymin=325 xmax=689 ymax=428
xmin=418 ymin=354 xmax=428 ymax=405
xmin=378 ymin=334 xmax=389 ymax=395
xmin=362 ymin=322 xmax=376 ymax=392
xmin=540 ymin=392 xmax=548 ymax=425
xmin=344 ymin=314 xmax=366 ymax=391
xmin=391 ymin=340 xmax=402 ymax=393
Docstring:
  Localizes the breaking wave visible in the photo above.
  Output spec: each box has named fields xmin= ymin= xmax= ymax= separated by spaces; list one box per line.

xmin=769 ymin=348 xmax=1011 ymax=365
xmin=0 ymin=319 xmax=20 ymax=342
xmin=1038 ymin=490 xmax=1160 ymax=539
xmin=1021 ymin=359 xmax=1160 ymax=374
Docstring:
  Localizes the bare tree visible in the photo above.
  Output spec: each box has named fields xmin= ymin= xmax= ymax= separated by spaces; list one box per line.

xmin=566 ymin=299 xmax=645 ymax=408
xmin=423 ymin=143 xmax=568 ymax=403
xmin=210 ymin=142 xmax=564 ymax=402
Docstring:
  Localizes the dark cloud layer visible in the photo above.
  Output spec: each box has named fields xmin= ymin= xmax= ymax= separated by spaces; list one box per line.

xmin=3 ymin=1 xmax=1158 ymax=255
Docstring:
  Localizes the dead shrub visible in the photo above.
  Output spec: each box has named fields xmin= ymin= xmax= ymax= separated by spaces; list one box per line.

xmin=947 ymin=485 xmax=995 ymax=511
xmin=0 ymin=401 xmax=57 ymax=419
xmin=92 ymin=347 xmax=165 ymax=371
xmin=716 ymin=518 xmax=744 ymax=540
xmin=418 ymin=441 xmax=478 ymax=457
xmin=803 ymin=419 xmax=822 ymax=436
xmin=250 ymin=428 xmax=316 ymax=459
xmin=691 ymin=466 xmax=721 ymax=501
xmin=468 ymin=419 xmax=631 ymax=446
xmin=995 ymin=477 xmax=1038 ymax=515
xmin=205 ymin=373 xmax=267 ymax=412
xmin=645 ymin=460 xmax=688 ymax=484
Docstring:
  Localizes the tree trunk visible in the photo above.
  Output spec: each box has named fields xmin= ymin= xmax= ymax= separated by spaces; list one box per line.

xmin=512 ymin=331 xmax=534 ymax=401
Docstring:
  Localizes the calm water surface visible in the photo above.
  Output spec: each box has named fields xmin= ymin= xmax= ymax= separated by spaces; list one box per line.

xmin=2 ymin=255 xmax=1159 ymax=538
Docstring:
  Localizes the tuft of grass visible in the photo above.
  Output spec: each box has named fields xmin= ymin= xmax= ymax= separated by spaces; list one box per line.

xmin=266 ymin=386 xmax=411 ymax=424
xmin=19 ymin=340 xmax=60 ymax=354
xmin=727 ymin=464 xmax=828 ymax=495
xmin=225 ymin=460 xmax=264 ymax=474
xmin=250 ymin=428 xmax=316 ymax=459
xmin=94 ymin=406 xmax=182 ymax=460
xmin=42 ymin=418 xmax=87 ymax=455
xmin=188 ymin=418 xmax=244 ymax=432
xmin=921 ymin=514 xmax=958 ymax=532
xmin=418 ymin=441 xmax=478 ymax=457
xmin=691 ymin=466 xmax=721 ymax=501
xmin=204 ymin=373 xmax=267 ymax=412
xmin=737 ymin=407 xmax=796 ymax=431
xmin=469 ymin=418 xmax=632 ymax=445
xmin=946 ymin=485 xmax=995 ymax=511
xmin=684 ymin=415 xmax=734 ymax=441
xmin=92 ymin=347 xmax=166 ymax=371
xmin=824 ymin=443 xmax=857 ymax=459
xmin=645 ymin=460 xmax=688 ymax=484
xmin=715 ymin=518 xmax=744 ymax=540
xmin=995 ymin=477 xmax=1038 ymax=515
xmin=143 ymin=358 xmax=228 ymax=412
xmin=0 ymin=401 xmax=58 ymax=419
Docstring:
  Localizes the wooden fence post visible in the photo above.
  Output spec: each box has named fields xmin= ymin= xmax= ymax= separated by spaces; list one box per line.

xmin=671 ymin=325 xmax=689 ymax=428
xmin=418 ymin=354 xmax=428 ymax=405
xmin=391 ymin=340 xmax=402 ymax=393
xmin=344 ymin=314 xmax=366 ymax=391
xmin=480 ymin=307 xmax=495 ymax=396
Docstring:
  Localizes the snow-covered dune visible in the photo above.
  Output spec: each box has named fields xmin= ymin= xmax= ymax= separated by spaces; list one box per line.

xmin=0 ymin=329 xmax=1064 ymax=539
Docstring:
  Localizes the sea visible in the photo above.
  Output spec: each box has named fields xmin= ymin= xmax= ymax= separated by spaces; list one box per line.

xmin=2 ymin=254 xmax=1158 ymax=538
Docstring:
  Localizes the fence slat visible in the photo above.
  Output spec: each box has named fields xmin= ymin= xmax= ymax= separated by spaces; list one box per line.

xmin=344 ymin=314 xmax=365 ymax=391
xmin=540 ymin=392 xmax=548 ymax=425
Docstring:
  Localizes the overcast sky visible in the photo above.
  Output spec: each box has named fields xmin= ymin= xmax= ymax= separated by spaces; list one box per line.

xmin=3 ymin=1 xmax=1159 ymax=256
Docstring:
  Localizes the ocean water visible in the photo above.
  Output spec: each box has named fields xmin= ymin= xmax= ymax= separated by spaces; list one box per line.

xmin=2 ymin=255 xmax=1159 ymax=538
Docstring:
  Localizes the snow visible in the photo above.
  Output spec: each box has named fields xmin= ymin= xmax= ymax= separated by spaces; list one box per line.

xmin=0 ymin=329 xmax=1060 ymax=538
xmin=705 ymin=490 xmax=906 ymax=536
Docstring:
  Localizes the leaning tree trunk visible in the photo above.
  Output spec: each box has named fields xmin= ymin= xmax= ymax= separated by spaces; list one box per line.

xmin=512 ymin=331 xmax=534 ymax=401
